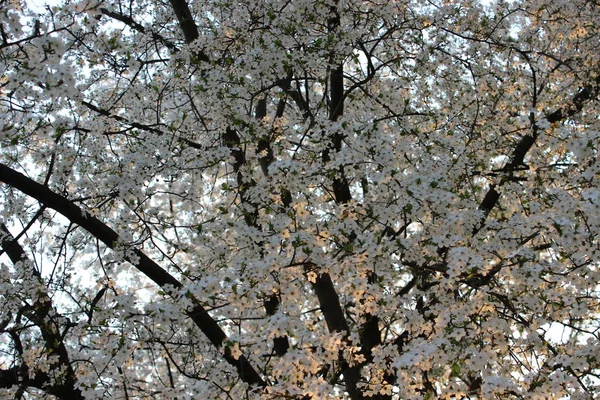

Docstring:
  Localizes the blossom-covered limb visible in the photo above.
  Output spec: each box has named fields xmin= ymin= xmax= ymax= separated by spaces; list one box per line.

xmin=0 ymin=222 xmax=84 ymax=398
xmin=0 ymin=163 xmax=265 ymax=388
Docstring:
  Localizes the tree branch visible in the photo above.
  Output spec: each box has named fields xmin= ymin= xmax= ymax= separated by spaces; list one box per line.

xmin=0 ymin=163 xmax=265 ymax=388
xmin=168 ymin=0 xmax=210 ymax=63
xmin=81 ymin=101 xmax=204 ymax=150
xmin=0 ymin=223 xmax=84 ymax=399
xmin=474 ymin=74 xmax=600 ymax=233
xmin=99 ymin=8 xmax=178 ymax=52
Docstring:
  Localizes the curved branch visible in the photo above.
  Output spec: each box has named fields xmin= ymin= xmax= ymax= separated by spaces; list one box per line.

xmin=99 ymin=8 xmax=178 ymax=52
xmin=0 ymin=223 xmax=84 ymax=399
xmin=0 ymin=163 xmax=265 ymax=388
xmin=474 ymin=74 xmax=600 ymax=233
xmin=0 ymin=365 xmax=80 ymax=398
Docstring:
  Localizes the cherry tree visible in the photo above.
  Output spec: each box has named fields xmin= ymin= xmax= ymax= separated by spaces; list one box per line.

xmin=1 ymin=0 xmax=599 ymax=398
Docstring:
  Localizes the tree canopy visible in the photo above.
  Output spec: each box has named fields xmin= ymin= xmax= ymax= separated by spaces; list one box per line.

xmin=0 ymin=0 xmax=599 ymax=398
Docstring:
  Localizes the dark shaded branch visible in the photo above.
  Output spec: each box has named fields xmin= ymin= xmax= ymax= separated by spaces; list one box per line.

xmin=0 ymin=366 xmax=19 ymax=390
xmin=264 ymin=293 xmax=290 ymax=357
xmin=168 ymin=0 xmax=197 ymax=43
xmin=99 ymin=8 xmax=178 ymax=52
xmin=168 ymin=0 xmax=210 ymax=63
xmin=81 ymin=101 xmax=204 ymax=150
xmin=546 ymin=76 xmax=600 ymax=124
xmin=358 ymin=273 xmax=382 ymax=363
xmin=476 ymin=184 xmax=500 ymax=222
xmin=0 ymin=365 xmax=83 ymax=399
xmin=222 ymin=127 xmax=259 ymax=227
xmin=322 ymin=6 xmax=351 ymax=204
xmin=329 ymin=64 xmax=344 ymax=123
xmin=0 ymin=223 xmax=84 ymax=399
xmin=222 ymin=127 xmax=246 ymax=174
xmin=321 ymin=63 xmax=351 ymax=203
xmin=255 ymin=97 xmax=275 ymax=177
xmin=309 ymin=3 xmax=382 ymax=399
xmin=252 ymin=97 xmax=292 ymax=357
xmin=305 ymin=264 xmax=349 ymax=333
xmin=474 ymin=74 xmax=600 ymax=233
xmin=0 ymin=164 xmax=265 ymax=388
xmin=0 ymin=223 xmax=28 ymax=265
xmin=304 ymin=264 xmax=367 ymax=400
